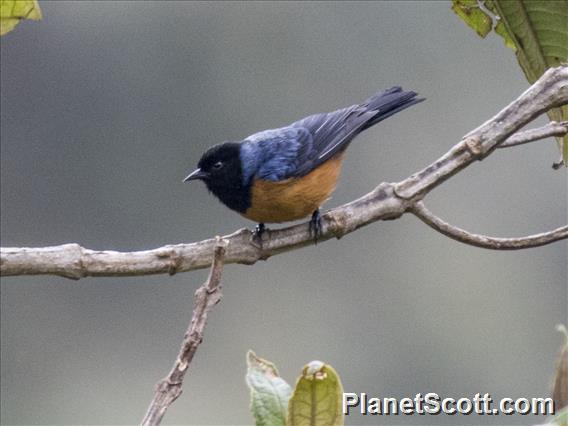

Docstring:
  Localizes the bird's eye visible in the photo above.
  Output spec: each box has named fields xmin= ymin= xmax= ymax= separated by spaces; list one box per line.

xmin=212 ymin=161 xmax=224 ymax=170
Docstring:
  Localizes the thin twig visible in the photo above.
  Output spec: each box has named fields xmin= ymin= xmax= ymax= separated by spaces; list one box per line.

xmin=140 ymin=237 xmax=228 ymax=426
xmin=498 ymin=121 xmax=568 ymax=148
xmin=411 ymin=201 xmax=568 ymax=250
xmin=1 ymin=66 xmax=567 ymax=279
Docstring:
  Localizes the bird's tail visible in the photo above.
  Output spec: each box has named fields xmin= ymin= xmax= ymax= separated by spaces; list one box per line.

xmin=290 ymin=86 xmax=424 ymax=169
xmin=360 ymin=86 xmax=424 ymax=131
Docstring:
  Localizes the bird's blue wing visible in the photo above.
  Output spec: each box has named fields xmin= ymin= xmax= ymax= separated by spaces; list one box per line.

xmin=240 ymin=87 xmax=424 ymax=182
xmin=240 ymin=126 xmax=313 ymax=182
xmin=239 ymin=107 xmax=374 ymax=182
xmin=291 ymin=87 xmax=424 ymax=175
xmin=290 ymin=106 xmax=373 ymax=176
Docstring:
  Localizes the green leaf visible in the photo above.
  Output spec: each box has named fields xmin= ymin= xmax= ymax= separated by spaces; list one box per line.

xmin=451 ymin=0 xmax=493 ymax=38
xmin=287 ymin=361 xmax=344 ymax=426
xmin=246 ymin=350 xmax=292 ymax=426
xmin=0 ymin=0 xmax=42 ymax=36
xmin=490 ymin=0 xmax=568 ymax=165
xmin=553 ymin=325 xmax=568 ymax=420
xmin=493 ymin=19 xmax=517 ymax=51
xmin=550 ymin=406 xmax=568 ymax=426
xmin=483 ymin=1 xmax=517 ymax=51
xmin=488 ymin=0 xmax=565 ymax=82
xmin=454 ymin=0 xmax=568 ymax=165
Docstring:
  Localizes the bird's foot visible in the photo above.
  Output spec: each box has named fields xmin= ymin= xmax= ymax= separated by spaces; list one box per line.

xmin=309 ymin=209 xmax=323 ymax=244
xmin=252 ymin=223 xmax=267 ymax=247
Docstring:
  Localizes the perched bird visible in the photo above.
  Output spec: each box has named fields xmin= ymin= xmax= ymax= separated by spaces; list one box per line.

xmin=184 ymin=86 xmax=423 ymax=241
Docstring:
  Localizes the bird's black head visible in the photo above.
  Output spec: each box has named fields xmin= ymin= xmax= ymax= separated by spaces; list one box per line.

xmin=184 ymin=142 xmax=251 ymax=213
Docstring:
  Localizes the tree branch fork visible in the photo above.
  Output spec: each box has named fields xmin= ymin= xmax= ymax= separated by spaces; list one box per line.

xmin=140 ymin=238 xmax=227 ymax=426
xmin=2 ymin=66 xmax=567 ymax=280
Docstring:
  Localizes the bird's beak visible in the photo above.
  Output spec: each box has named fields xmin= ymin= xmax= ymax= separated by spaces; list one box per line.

xmin=183 ymin=168 xmax=209 ymax=182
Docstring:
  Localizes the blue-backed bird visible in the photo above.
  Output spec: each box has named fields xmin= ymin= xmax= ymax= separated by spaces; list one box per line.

xmin=184 ymin=86 xmax=424 ymax=241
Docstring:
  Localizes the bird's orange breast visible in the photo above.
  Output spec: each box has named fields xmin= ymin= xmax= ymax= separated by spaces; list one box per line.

xmin=243 ymin=153 xmax=344 ymax=223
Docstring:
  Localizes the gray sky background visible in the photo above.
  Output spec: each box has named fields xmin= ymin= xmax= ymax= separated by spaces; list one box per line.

xmin=1 ymin=1 xmax=566 ymax=425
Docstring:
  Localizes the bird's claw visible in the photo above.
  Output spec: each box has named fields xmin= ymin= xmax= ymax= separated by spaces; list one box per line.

xmin=252 ymin=223 xmax=267 ymax=247
xmin=309 ymin=209 xmax=323 ymax=244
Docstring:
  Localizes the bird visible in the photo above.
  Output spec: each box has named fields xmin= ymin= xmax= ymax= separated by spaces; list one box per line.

xmin=184 ymin=86 xmax=424 ymax=242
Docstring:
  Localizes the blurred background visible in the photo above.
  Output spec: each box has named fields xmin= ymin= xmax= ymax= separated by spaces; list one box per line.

xmin=1 ymin=1 xmax=566 ymax=425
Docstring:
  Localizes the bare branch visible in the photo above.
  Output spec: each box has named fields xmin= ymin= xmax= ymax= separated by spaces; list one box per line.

xmin=0 ymin=182 xmax=411 ymax=279
xmin=140 ymin=237 xmax=228 ymax=426
xmin=393 ymin=65 xmax=568 ymax=200
xmin=498 ymin=121 xmax=568 ymax=148
xmin=411 ymin=201 xmax=568 ymax=250
xmin=1 ymin=65 xmax=567 ymax=279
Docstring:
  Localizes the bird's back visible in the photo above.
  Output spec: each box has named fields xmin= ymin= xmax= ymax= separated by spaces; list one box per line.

xmin=237 ymin=86 xmax=423 ymax=223
xmin=241 ymin=86 xmax=423 ymax=184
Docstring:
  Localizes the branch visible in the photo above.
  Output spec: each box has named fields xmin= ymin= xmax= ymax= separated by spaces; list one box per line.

xmin=2 ymin=65 xmax=567 ymax=279
xmin=140 ymin=237 xmax=227 ymax=426
xmin=497 ymin=121 xmax=568 ymax=148
xmin=552 ymin=158 xmax=565 ymax=169
xmin=410 ymin=201 xmax=568 ymax=250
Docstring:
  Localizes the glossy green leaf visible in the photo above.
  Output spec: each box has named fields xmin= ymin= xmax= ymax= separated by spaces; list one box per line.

xmin=451 ymin=0 xmax=492 ymax=37
xmin=488 ymin=1 xmax=566 ymax=81
xmin=287 ymin=361 xmax=344 ymax=426
xmin=490 ymin=0 xmax=568 ymax=165
xmin=493 ymin=19 xmax=516 ymax=51
xmin=482 ymin=1 xmax=517 ymax=51
xmin=0 ymin=0 xmax=42 ymax=36
xmin=453 ymin=0 xmax=568 ymax=165
xmin=246 ymin=351 xmax=292 ymax=426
